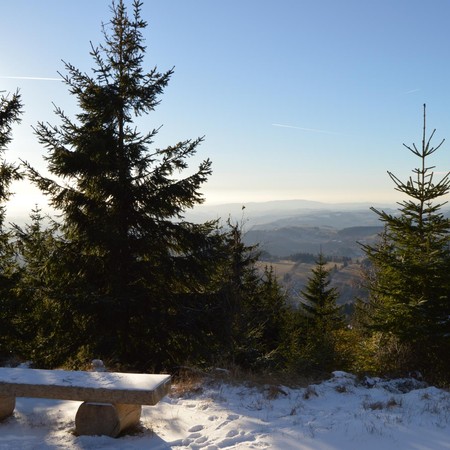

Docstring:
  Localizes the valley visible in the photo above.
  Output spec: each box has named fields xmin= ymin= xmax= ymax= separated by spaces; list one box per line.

xmin=188 ymin=199 xmax=450 ymax=309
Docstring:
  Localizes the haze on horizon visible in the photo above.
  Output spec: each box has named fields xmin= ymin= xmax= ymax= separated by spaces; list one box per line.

xmin=2 ymin=0 xmax=450 ymax=221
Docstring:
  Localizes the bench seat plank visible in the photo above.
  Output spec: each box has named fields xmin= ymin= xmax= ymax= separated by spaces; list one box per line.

xmin=0 ymin=368 xmax=170 ymax=405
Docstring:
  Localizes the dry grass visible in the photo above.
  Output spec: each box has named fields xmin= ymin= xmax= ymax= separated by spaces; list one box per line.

xmin=363 ymin=397 xmax=402 ymax=411
xmin=170 ymin=366 xmax=208 ymax=398
xmin=218 ymin=365 xmax=321 ymax=389
xmin=303 ymin=385 xmax=318 ymax=400
xmin=168 ymin=364 xmax=319 ymax=399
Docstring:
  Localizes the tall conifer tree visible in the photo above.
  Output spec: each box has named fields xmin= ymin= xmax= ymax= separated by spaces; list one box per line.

xmin=25 ymin=1 xmax=216 ymax=368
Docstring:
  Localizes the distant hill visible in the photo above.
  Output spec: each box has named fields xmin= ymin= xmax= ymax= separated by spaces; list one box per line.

xmin=186 ymin=199 xmax=396 ymax=258
xmin=244 ymin=225 xmax=383 ymax=258
xmin=191 ymin=199 xmax=450 ymax=259
xmin=187 ymin=199 xmax=396 ymax=227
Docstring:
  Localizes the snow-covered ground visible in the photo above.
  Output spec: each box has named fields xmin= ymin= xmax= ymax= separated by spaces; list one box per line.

xmin=1 ymin=371 xmax=450 ymax=449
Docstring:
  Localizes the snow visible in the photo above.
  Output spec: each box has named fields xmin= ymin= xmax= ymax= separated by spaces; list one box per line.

xmin=1 ymin=370 xmax=450 ymax=449
xmin=0 ymin=367 xmax=169 ymax=392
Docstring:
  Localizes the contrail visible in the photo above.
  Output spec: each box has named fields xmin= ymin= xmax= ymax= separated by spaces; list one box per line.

xmin=0 ymin=76 xmax=62 ymax=81
xmin=272 ymin=123 xmax=344 ymax=135
xmin=404 ymin=88 xmax=420 ymax=95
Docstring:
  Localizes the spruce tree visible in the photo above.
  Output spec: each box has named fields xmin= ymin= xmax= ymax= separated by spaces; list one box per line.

xmin=208 ymin=219 xmax=290 ymax=370
xmin=0 ymin=90 xmax=22 ymax=359
xmin=24 ymin=0 xmax=217 ymax=368
xmin=215 ymin=218 xmax=261 ymax=364
xmin=361 ymin=105 xmax=450 ymax=379
xmin=300 ymin=254 xmax=342 ymax=328
xmin=12 ymin=208 xmax=69 ymax=366
xmin=297 ymin=253 xmax=344 ymax=373
xmin=248 ymin=265 xmax=289 ymax=370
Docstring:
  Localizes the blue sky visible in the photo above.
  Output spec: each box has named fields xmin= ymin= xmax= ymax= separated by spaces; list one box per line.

xmin=2 ymin=0 xmax=450 ymax=220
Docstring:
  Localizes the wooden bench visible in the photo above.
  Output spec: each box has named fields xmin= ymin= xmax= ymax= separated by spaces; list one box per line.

xmin=0 ymin=367 xmax=171 ymax=437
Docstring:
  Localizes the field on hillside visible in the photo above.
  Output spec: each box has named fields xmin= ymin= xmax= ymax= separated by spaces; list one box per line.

xmin=258 ymin=260 xmax=367 ymax=305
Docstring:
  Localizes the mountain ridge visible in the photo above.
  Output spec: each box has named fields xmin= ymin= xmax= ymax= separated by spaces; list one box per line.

xmin=187 ymin=198 xmax=397 ymax=227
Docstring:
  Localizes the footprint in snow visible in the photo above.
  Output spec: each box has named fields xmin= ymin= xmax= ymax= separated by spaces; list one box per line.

xmin=226 ymin=429 xmax=239 ymax=438
xmin=188 ymin=424 xmax=204 ymax=432
xmin=188 ymin=432 xmax=202 ymax=439
xmin=216 ymin=430 xmax=256 ymax=448
xmin=215 ymin=413 xmax=241 ymax=430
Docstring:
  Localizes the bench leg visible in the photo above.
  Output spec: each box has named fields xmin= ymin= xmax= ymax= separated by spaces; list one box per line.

xmin=0 ymin=396 xmax=15 ymax=421
xmin=75 ymin=402 xmax=142 ymax=437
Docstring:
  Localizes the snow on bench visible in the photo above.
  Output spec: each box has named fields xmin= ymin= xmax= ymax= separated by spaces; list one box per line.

xmin=0 ymin=367 xmax=171 ymax=437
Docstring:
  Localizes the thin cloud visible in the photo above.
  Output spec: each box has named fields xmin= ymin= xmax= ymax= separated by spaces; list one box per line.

xmin=0 ymin=76 xmax=62 ymax=81
xmin=404 ymin=88 xmax=420 ymax=95
xmin=272 ymin=123 xmax=345 ymax=136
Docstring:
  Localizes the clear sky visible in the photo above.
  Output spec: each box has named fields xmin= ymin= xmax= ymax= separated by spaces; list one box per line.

xmin=2 ymin=0 xmax=450 ymax=220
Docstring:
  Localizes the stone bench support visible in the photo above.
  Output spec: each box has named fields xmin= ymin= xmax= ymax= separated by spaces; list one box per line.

xmin=0 ymin=396 xmax=15 ymax=421
xmin=75 ymin=402 xmax=142 ymax=437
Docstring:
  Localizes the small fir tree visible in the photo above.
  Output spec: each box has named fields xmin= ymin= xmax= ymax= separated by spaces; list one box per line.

xmin=361 ymin=105 xmax=450 ymax=379
xmin=300 ymin=254 xmax=342 ymax=326
xmin=296 ymin=253 xmax=344 ymax=373
xmin=247 ymin=265 xmax=289 ymax=370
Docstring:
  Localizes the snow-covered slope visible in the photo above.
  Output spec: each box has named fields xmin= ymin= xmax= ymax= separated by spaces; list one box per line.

xmin=1 ymin=371 xmax=449 ymax=449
